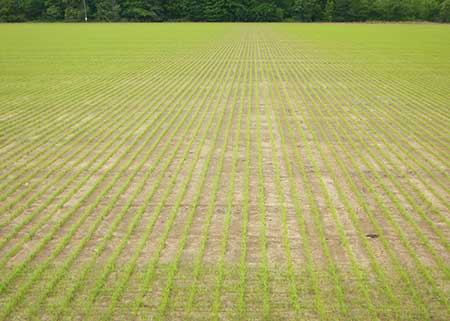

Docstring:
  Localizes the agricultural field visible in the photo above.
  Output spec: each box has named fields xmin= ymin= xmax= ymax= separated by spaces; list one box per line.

xmin=0 ymin=23 xmax=449 ymax=320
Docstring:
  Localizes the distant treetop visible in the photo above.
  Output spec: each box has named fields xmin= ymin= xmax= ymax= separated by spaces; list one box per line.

xmin=1 ymin=0 xmax=450 ymax=22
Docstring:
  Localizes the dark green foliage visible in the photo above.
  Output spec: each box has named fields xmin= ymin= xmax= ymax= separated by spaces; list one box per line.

xmin=0 ymin=0 xmax=449 ymax=21
xmin=204 ymin=0 xmax=227 ymax=21
xmin=227 ymin=1 xmax=250 ymax=21
xmin=293 ymin=0 xmax=322 ymax=21
xmin=0 ymin=0 xmax=20 ymax=21
xmin=325 ymin=0 xmax=335 ymax=21
xmin=348 ymin=0 xmax=369 ymax=21
xmin=96 ymin=0 xmax=120 ymax=21
xmin=63 ymin=0 xmax=82 ymax=21
xmin=120 ymin=0 xmax=162 ymax=21
xmin=441 ymin=0 xmax=450 ymax=21
xmin=334 ymin=0 xmax=349 ymax=21
xmin=182 ymin=0 xmax=205 ymax=21
xmin=252 ymin=1 xmax=284 ymax=21
xmin=42 ymin=0 xmax=63 ymax=20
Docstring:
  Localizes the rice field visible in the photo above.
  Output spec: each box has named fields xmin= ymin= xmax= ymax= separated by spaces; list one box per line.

xmin=0 ymin=23 xmax=449 ymax=320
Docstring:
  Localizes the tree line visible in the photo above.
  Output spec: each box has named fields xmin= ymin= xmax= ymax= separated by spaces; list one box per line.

xmin=1 ymin=0 xmax=450 ymax=22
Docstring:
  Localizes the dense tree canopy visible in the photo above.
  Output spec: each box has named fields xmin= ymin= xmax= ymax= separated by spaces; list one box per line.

xmin=1 ymin=0 xmax=449 ymax=22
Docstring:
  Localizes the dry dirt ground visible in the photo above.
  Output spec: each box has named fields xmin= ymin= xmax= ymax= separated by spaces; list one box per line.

xmin=0 ymin=23 xmax=449 ymax=320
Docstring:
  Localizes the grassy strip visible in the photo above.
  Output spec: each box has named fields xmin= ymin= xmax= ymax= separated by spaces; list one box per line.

xmin=0 ymin=44 xmax=224 ymax=272
xmin=171 ymin=40 xmax=245 ymax=321
xmin=0 ymin=63 xmax=159 ymax=166
xmin=253 ymin=34 xmax=271 ymax=321
xmin=265 ymin=34 xmax=403 ymax=319
xmin=279 ymin=29 xmax=449 ymax=169
xmin=209 ymin=36 xmax=249 ymax=321
xmin=319 ymin=58 xmax=450 ymax=200
xmin=283 ymin=43 xmax=450 ymax=272
xmin=124 ymin=44 xmax=240 ymax=321
xmin=258 ymin=50 xmax=302 ymax=316
xmin=237 ymin=34 xmax=253 ymax=320
xmin=0 ymin=53 xmax=227 ymax=319
xmin=0 ymin=38 xmax=206 ymax=152
xmin=23 ymin=42 xmax=234 ymax=321
xmin=320 ymin=71 xmax=450 ymax=252
xmin=330 ymin=68 xmax=450 ymax=214
xmin=46 ymin=48 xmax=234 ymax=321
xmin=317 ymin=52 xmax=450 ymax=176
xmin=79 ymin=42 xmax=238 ymax=320
xmin=155 ymin=43 xmax=245 ymax=321
xmin=0 ymin=43 xmax=217 ymax=210
xmin=0 ymin=40 xmax=233 ymax=300
xmin=96 ymin=48 xmax=236 ymax=319
xmin=0 ymin=44 xmax=217 ymax=243
xmin=0 ymin=54 xmax=192 ymax=211
xmin=280 ymin=42 xmax=435 ymax=317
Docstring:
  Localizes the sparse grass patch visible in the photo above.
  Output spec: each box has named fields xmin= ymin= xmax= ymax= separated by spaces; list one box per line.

xmin=0 ymin=23 xmax=449 ymax=320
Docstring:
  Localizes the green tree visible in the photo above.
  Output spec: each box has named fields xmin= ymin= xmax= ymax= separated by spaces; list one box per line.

xmin=0 ymin=0 xmax=448 ymax=22
xmin=204 ymin=0 xmax=228 ymax=21
xmin=228 ymin=0 xmax=249 ymax=21
xmin=252 ymin=1 xmax=283 ymax=21
xmin=163 ymin=0 xmax=184 ymax=20
xmin=325 ymin=0 xmax=334 ymax=20
xmin=63 ymin=0 xmax=82 ymax=21
xmin=183 ymin=0 xmax=205 ymax=21
xmin=96 ymin=0 xmax=120 ymax=21
xmin=348 ymin=0 xmax=369 ymax=20
xmin=19 ymin=0 xmax=46 ymax=19
xmin=419 ymin=0 xmax=440 ymax=20
xmin=441 ymin=0 xmax=450 ymax=21
xmin=43 ymin=0 xmax=63 ymax=20
xmin=64 ymin=6 xmax=80 ymax=20
xmin=0 ymin=0 xmax=23 ymax=21
xmin=120 ymin=0 xmax=162 ymax=21
xmin=275 ymin=0 xmax=295 ymax=18
xmin=334 ymin=0 xmax=349 ymax=21
xmin=293 ymin=0 xmax=321 ymax=21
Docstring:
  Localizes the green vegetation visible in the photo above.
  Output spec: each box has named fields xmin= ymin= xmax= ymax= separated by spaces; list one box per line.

xmin=1 ymin=0 xmax=450 ymax=22
xmin=0 ymin=23 xmax=449 ymax=320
